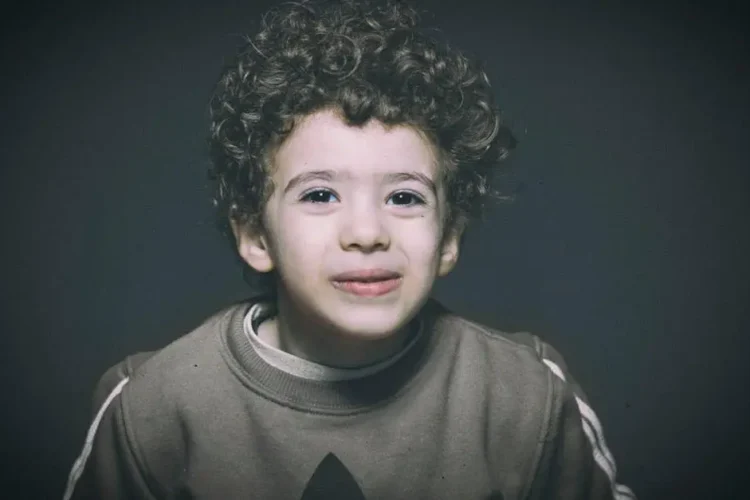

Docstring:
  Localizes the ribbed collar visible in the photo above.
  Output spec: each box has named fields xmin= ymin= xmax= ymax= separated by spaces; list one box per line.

xmin=219 ymin=298 xmax=450 ymax=414
xmin=242 ymin=301 xmax=427 ymax=381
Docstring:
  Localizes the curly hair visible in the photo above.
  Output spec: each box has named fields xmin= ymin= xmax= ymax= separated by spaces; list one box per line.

xmin=207 ymin=0 xmax=516 ymax=291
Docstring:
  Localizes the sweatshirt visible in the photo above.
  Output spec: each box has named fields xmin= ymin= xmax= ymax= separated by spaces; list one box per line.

xmin=63 ymin=298 xmax=637 ymax=500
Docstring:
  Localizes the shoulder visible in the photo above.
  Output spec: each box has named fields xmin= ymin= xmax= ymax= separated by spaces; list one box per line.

xmin=94 ymin=302 xmax=245 ymax=401
xmin=430 ymin=299 xmax=569 ymax=376
xmin=90 ymin=300 xmax=252 ymax=438
xmin=428 ymin=299 xmax=573 ymax=414
xmin=427 ymin=301 xmax=581 ymax=487
xmin=121 ymin=301 xmax=250 ymax=403
xmin=86 ymin=301 xmax=251 ymax=486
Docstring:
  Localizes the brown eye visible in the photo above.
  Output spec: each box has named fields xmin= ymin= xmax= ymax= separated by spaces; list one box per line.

xmin=301 ymin=189 xmax=339 ymax=203
xmin=387 ymin=191 xmax=425 ymax=206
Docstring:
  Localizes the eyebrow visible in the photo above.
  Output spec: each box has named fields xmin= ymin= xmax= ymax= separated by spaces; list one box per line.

xmin=283 ymin=169 xmax=437 ymax=196
xmin=382 ymin=172 xmax=437 ymax=197
xmin=283 ymin=170 xmax=339 ymax=194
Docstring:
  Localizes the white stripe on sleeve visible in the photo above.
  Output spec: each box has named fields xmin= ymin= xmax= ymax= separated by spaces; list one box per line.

xmin=62 ymin=376 xmax=131 ymax=500
xmin=542 ymin=359 xmax=636 ymax=500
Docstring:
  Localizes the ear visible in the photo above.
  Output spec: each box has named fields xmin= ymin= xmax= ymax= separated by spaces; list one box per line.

xmin=437 ymin=224 xmax=463 ymax=277
xmin=229 ymin=218 xmax=275 ymax=273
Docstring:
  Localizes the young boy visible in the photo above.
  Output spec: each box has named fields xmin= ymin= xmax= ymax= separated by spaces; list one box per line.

xmin=64 ymin=0 xmax=636 ymax=498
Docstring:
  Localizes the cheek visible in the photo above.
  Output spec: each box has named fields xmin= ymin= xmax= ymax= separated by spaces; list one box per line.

xmin=274 ymin=210 xmax=332 ymax=266
xmin=396 ymin=220 xmax=444 ymax=266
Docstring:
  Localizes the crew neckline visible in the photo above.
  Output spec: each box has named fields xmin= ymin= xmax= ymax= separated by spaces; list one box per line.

xmin=220 ymin=298 xmax=450 ymax=414
xmin=242 ymin=301 xmax=426 ymax=382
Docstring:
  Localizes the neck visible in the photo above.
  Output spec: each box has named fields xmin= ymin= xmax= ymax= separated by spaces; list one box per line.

xmin=258 ymin=292 xmax=414 ymax=369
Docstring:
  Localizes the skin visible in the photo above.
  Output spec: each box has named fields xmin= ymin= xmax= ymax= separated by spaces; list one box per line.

xmin=230 ymin=108 xmax=462 ymax=368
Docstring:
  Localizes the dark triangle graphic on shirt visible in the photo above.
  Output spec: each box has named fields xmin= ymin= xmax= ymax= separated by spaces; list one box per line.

xmin=299 ymin=452 xmax=367 ymax=500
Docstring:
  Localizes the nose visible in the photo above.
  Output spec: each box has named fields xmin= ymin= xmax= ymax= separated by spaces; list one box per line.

xmin=339 ymin=201 xmax=390 ymax=253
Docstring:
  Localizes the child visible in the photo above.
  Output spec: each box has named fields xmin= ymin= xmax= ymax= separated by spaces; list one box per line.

xmin=64 ymin=0 xmax=636 ymax=498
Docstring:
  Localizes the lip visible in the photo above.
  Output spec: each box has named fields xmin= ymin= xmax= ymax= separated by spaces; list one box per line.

xmin=330 ymin=269 xmax=402 ymax=282
xmin=330 ymin=269 xmax=403 ymax=297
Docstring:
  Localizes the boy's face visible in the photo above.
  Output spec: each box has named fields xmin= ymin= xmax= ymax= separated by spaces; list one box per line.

xmin=232 ymin=109 xmax=461 ymax=339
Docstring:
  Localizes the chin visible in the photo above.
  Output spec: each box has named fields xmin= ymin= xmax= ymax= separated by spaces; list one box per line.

xmin=322 ymin=298 xmax=420 ymax=340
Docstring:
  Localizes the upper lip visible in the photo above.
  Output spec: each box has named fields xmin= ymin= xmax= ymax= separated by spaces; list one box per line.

xmin=331 ymin=269 xmax=402 ymax=282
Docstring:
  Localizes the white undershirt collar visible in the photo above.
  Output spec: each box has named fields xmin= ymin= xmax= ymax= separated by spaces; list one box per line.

xmin=242 ymin=302 xmax=424 ymax=382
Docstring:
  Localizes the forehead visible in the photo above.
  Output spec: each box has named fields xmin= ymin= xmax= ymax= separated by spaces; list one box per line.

xmin=272 ymin=109 xmax=439 ymax=180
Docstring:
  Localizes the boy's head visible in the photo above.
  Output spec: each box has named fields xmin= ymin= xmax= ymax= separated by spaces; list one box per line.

xmin=208 ymin=0 xmax=515 ymax=335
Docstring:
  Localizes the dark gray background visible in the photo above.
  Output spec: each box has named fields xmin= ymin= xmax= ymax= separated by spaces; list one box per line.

xmin=1 ymin=0 xmax=747 ymax=498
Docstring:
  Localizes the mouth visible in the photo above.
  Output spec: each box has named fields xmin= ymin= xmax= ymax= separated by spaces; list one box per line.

xmin=330 ymin=269 xmax=403 ymax=297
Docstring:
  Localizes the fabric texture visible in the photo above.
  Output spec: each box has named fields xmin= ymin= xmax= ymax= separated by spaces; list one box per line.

xmin=65 ymin=298 xmax=636 ymax=500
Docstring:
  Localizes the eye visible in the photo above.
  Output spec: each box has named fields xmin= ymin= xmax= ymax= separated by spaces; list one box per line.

xmin=387 ymin=191 xmax=426 ymax=206
xmin=300 ymin=189 xmax=339 ymax=204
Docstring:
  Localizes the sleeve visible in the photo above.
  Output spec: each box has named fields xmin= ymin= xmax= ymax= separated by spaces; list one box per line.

xmin=528 ymin=339 xmax=637 ymax=500
xmin=62 ymin=358 xmax=158 ymax=500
